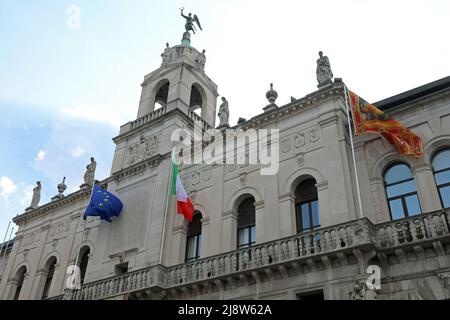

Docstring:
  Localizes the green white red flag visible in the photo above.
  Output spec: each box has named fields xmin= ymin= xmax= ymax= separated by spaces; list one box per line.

xmin=171 ymin=151 xmax=194 ymax=222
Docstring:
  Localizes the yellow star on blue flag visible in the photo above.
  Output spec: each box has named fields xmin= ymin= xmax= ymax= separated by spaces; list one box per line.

xmin=83 ymin=185 xmax=123 ymax=223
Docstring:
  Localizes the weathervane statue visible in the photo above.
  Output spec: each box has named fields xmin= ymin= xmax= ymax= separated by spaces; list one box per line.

xmin=180 ymin=7 xmax=202 ymax=34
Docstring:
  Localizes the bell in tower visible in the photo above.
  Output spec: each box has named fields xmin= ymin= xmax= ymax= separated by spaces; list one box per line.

xmin=136 ymin=9 xmax=218 ymax=127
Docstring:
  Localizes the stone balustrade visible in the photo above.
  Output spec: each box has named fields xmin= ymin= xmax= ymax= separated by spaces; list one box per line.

xmin=375 ymin=210 xmax=450 ymax=248
xmin=130 ymin=106 xmax=167 ymax=130
xmin=63 ymin=265 xmax=166 ymax=300
xmin=166 ymin=218 xmax=371 ymax=287
xmin=54 ymin=210 xmax=450 ymax=300
xmin=61 ymin=218 xmax=372 ymax=300
xmin=188 ymin=110 xmax=211 ymax=131
xmin=125 ymin=107 xmax=211 ymax=133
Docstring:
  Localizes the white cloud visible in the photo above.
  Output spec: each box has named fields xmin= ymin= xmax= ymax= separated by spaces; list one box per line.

xmin=0 ymin=176 xmax=17 ymax=201
xmin=19 ymin=184 xmax=34 ymax=207
xmin=60 ymin=106 xmax=126 ymax=128
xmin=71 ymin=146 xmax=86 ymax=158
xmin=35 ymin=150 xmax=46 ymax=161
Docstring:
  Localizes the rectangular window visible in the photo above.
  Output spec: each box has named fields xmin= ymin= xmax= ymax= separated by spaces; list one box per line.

xmin=238 ymin=225 xmax=255 ymax=249
xmin=405 ymin=195 xmax=421 ymax=216
xmin=297 ymin=200 xmax=320 ymax=232
xmin=114 ymin=262 xmax=129 ymax=275
xmin=435 ymin=171 xmax=450 ymax=185
xmin=439 ymin=185 xmax=450 ymax=208
xmin=389 ymin=199 xmax=405 ymax=220
xmin=186 ymin=235 xmax=201 ymax=262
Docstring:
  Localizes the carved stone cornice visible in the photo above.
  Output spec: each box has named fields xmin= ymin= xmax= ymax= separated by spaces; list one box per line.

xmin=13 ymin=180 xmax=113 ymax=225
xmin=112 ymin=154 xmax=163 ymax=181
xmin=236 ymin=84 xmax=344 ymax=131
xmin=13 ymin=188 xmax=91 ymax=224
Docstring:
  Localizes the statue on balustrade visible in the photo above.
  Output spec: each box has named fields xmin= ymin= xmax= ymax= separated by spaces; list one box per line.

xmin=218 ymin=97 xmax=230 ymax=128
xmin=81 ymin=157 xmax=96 ymax=188
xmin=27 ymin=181 xmax=42 ymax=210
xmin=316 ymin=51 xmax=333 ymax=87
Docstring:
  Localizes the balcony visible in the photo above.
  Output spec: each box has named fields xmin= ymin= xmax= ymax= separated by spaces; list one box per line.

xmin=56 ymin=209 xmax=450 ymax=300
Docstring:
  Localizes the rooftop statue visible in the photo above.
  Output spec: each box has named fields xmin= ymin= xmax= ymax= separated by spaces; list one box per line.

xmin=180 ymin=7 xmax=202 ymax=34
xmin=218 ymin=97 xmax=230 ymax=128
xmin=316 ymin=51 xmax=333 ymax=87
xmin=81 ymin=157 xmax=96 ymax=188
xmin=27 ymin=181 xmax=42 ymax=210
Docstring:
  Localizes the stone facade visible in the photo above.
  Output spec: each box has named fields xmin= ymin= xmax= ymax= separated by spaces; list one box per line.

xmin=1 ymin=39 xmax=450 ymax=300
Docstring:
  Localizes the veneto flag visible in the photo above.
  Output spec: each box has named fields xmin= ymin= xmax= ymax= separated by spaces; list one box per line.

xmin=348 ymin=90 xmax=424 ymax=158
xmin=171 ymin=151 xmax=194 ymax=222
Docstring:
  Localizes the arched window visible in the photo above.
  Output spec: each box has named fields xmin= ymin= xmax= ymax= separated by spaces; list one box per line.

xmin=185 ymin=212 xmax=202 ymax=262
xmin=189 ymin=84 xmax=203 ymax=110
xmin=432 ymin=149 xmax=450 ymax=208
xmin=384 ymin=163 xmax=422 ymax=220
xmin=295 ymin=179 xmax=320 ymax=232
xmin=13 ymin=266 xmax=27 ymax=300
xmin=154 ymin=81 xmax=169 ymax=109
xmin=78 ymin=246 xmax=91 ymax=285
xmin=237 ymin=197 xmax=256 ymax=249
xmin=41 ymin=257 xmax=57 ymax=299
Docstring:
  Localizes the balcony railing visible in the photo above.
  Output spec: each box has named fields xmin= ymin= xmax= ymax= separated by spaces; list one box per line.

xmin=188 ymin=110 xmax=211 ymax=131
xmin=375 ymin=210 xmax=449 ymax=248
xmin=60 ymin=210 xmax=450 ymax=300
xmin=130 ymin=106 xmax=167 ymax=130
xmin=166 ymin=218 xmax=371 ymax=287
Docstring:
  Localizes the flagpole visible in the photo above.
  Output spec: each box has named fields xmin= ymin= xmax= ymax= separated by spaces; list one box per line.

xmin=159 ymin=151 xmax=174 ymax=265
xmin=0 ymin=221 xmax=11 ymax=260
xmin=0 ymin=226 xmax=15 ymax=264
xmin=343 ymin=84 xmax=364 ymax=219
xmin=70 ymin=180 xmax=95 ymax=287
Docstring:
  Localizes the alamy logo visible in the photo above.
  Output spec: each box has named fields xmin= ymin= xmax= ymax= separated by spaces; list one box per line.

xmin=366 ymin=265 xmax=381 ymax=290
xmin=66 ymin=5 xmax=81 ymax=30
xmin=66 ymin=265 xmax=81 ymax=290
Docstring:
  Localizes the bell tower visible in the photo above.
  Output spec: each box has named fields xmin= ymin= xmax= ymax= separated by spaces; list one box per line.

xmin=136 ymin=39 xmax=218 ymax=127
xmin=90 ymin=20 xmax=220 ymax=273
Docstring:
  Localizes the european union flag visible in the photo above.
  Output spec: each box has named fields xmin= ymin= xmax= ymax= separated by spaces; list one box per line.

xmin=84 ymin=185 xmax=123 ymax=223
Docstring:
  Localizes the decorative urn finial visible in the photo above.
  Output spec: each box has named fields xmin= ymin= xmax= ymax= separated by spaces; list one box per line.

xmin=57 ymin=177 xmax=67 ymax=195
xmin=52 ymin=177 xmax=67 ymax=201
xmin=264 ymin=83 xmax=278 ymax=112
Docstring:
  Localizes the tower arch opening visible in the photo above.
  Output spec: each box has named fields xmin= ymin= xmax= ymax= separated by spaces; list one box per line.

xmin=189 ymin=83 xmax=206 ymax=113
xmin=154 ymin=80 xmax=170 ymax=110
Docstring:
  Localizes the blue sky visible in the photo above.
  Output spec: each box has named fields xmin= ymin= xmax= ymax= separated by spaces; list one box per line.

xmin=1 ymin=0 xmax=450 ymax=239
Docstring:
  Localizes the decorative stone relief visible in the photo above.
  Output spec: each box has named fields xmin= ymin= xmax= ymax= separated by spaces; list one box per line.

xmin=280 ymin=126 xmax=322 ymax=156
xmin=293 ymin=132 xmax=306 ymax=149
xmin=309 ymin=128 xmax=320 ymax=143
xmin=123 ymin=136 xmax=158 ymax=168
xmin=20 ymin=232 xmax=40 ymax=249
xmin=349 ymin=280 xmax=380 ymax=300
xmin=23 ymin=249 xmax=29 ymax=261
xmin=48 ymin=220 xmax=71 ymax=239
xmin=180 ymin=166 xmax=212 ymax=190
xmin=281 ymin=138 xmax=291 ymax=153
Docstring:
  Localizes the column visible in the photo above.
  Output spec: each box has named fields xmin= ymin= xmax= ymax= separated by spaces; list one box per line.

xmin=254 ymin=200 xmax=265 ymax=244
xmin=413 ymin=163 xmax=442 ymax=213
xmin=222 ymin=210 xmax=237 ymax=252
xmin=278 ymin=193 xmax=296 ymax=237
xmin=370 ymin=177 xmax=391 ymax=223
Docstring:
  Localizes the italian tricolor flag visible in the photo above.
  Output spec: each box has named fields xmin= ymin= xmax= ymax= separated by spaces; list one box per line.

xmin=171 ymin=151 xmax=194 ymax=222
